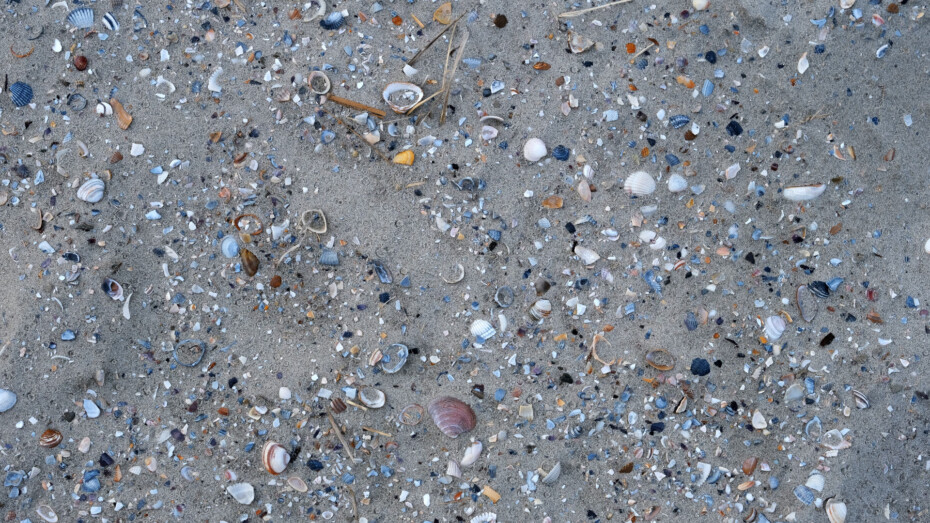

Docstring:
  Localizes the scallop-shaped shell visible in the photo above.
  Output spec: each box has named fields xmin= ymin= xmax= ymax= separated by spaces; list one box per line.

xmin=77 ymin=179 xmax=105 ymax=203
xmin=39 ymin=428 xmax=63 ymax=448
xmin=35 ymin=504 xmax=58 ymax=523
xmin=783 ymin=183 xmax=826 ymax=201
xmin=494 ymin=286 xmax=514 ymax=308
xmin=470 ymin=319 xmax=496 ymax=341
xmin=102 ymin=12 xmax=119 ymax=31
xmin=796 ymin=285 xmax=818 ymax=322
xmin=523 ymin=137 xmax=547 ymax=162
xmin=446 ymin=459 xmax=462 ymax=478
xmin=428 ymin=396 xmax=477 ymax=438
xmin=262 ymin=441 xmax=290 ymax=475
xmin=67 ymin=7 xmax=95 ymax=29
xmin=529 ymin=299 xmax=552 ymax=320
xmin=826 ymin=500 xmax=847 ymax=523
xmin=471 ymin=513 xmax=498 ymax=523
xmin=541 ymin=461 xmax=562 ymax=484
xmin=684 ymin=311 xmax=698 ymax=331
xmin=383 ymin=82 xmax=424 ymax=113
xmin=624 ymin=171 xmax=656 ymax=196
xmin=221 ymin=236 xmax=239 ymax=258
xmin=669 ymin=114 xmax=690 ymax=129
xmin=319 ymin=11 xmax=344 ymax=30
xmin=359 ymin=387 xmax=385 ymax=408
xmin=574 ymin=245 xmax=600 ymax=265
xmin=667 ymin=173 xmax=688 ymax=193
xmin=308 ymin=70 xmax=331 ymax=95
xmin=763 ymin=315 xmax=786 ymax=340
xmin=226 ymin=482 xmax=255 ymax=504
xmin=793 ymin=485 xmax=814 ymax=505
xmin=208 ymin=67 xmax=224 ymax=93
xmin=805 ymin=471 xmax=825 ymax=492
xmin=380 ymin=343 xmax=408 ymax=373
xmin=808 ymin=280 xmax=830 ymax=298
xmin=101 ymin=277 xmax=124 ymax=300
xmin=460 ymin=440 xmax=483 ymax=466
xmin=0 ymin=389 xmax=17 ymax=413
xmin=319 ymin=249 xmax=339 ymax=266
xmin=10 ymin=82 xmax=34 ymax=107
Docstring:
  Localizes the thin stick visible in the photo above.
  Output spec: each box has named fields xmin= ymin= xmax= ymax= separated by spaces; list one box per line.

xmin=362 ymin=426 xmax=392 ymax=437
xmin=407 ymin=13 xmax=466 ymax=66
xmin=629 ymin=42 xmax=656 ymax=61
xmin=440 ymin=23 xmax=457 ymax=92
xmin=344 ymin=399 xmax=369 ymax=411
xmin=558 ymin=0 xmax=634 ymax=18
xmin=440 ymin=27 xmax=469 ymax=125
xmin=346 ymin=486 xmax=360 ymax=523
xmin=325 ymin=94 xmax=386 ymax=119
xmin=405 ymin=88 xmax=445 ymax=115
xmin=273 ymin=243 xmax=302 ymax=268
xmin=326 ymin=409 xmax=356 ymax=461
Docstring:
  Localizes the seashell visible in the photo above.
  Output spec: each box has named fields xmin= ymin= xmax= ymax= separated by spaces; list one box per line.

xmin=796 ymin=285 xmax=818 ymax=322
xmin=793 ymin=485 xmax=814 ymax=505
xmin=240 ymin=249 xmax=259 ymax=276
xmin=460 ymin=440 xmax=482 ymax=466
xmin=330 ymin=397 xmax=347 ymax=414
xmin=645 ymin=348 xmax=675 ymax=371
xmin=805 ymin=471 xmax=825 ymax=492
xmin=752 ymin=410 xmax=768 ymax=429
xmin=763 ymin=315 xmax=786 ymax=340
xmin=494 ymin=286 xmax=514 ymax=308
xmin=529 ymin=299 xmax=552 ymax=320
xmin=821 ymin=429 xmax=851 ymax=450
xmin=319 ymin=249 xmax=339 ymax=266
xmin=667 ymin=173 xmax=688 ymax=193
xmin=402 ymin=64 xmax=419 ymax=77
xmin=784 ymin=383 xmax=805 ymax=402
xmin=624 ymin=171 xmax=656 ymax=196
xmin=10 ymin=82 xmax=33 ymax=107
xmin=568 ymin=31 xmax=594 ymax=53
xmin=797 ymin=52 xmax=809 ymax=74
xmin=208 ymin=67 xmax=224 ymax=93
xmin=67 ymin=7 xmax=95 ymax=29
xmin=523 ymin=137 xmax=547 ymax=162
xmin=173 ymin=339 xmax=205 ymax=367
xmin=669 ymin=114 xmax=690 ymax=128
xmin=77 ymin=179 xmax=105 ymax=203
xmin=96 ymin=101 xmax=113 ymax=116
xmin=221 ymin=236 xmax=239 ymax=258
xmin=692 ymin=0 xmax=710 ymax=10
xmin=393 ymin=149 xmax=415 ymax=165
xmin=783 ymin=183 xmax=826 ymax=201
xmin=441 ymin=263 xmax=465 ymax=284
xmin=826 ymin=500 xmax=847 ymax=523
xmin=262 ymin=441 xmax=290 ymax=475
xmin=319 ymin=11 xmax=344 ymax=30
xmin=370 ymin=260 xmax=392 ymax=284
xmin=101 ymin=277 xmax=124 ymax=300
xmin=301 ymin=209 xmax=327 ymax=234
xmin=109 ymin=151 xmax=123 ymax=164
xmin=68 ymin=93 xmax=87 ymax=111
xmin=73 ymin=55 xmax=88 ymax=71
xmin=471 ymin=513 xmax=498 ymax=523
xmin=287 ymin=476 xmax=308 ymax=493
xmin=36 ymin=505 xmax=58 ymax=523
xmin=480 ymin=125 xmax=499 ymax=141
xmin=446 ymin=459 xmax=462 ymax=478
xmin=39 ymin=428 xmax=63 ymax=448
xmin=359 ymin=387 xmax=385 ymax=408
xmin=308 ymin=70 xmax=331 ymax=95
xmin=226 ymin=482 xmax=255 ymax=504
xmin=109 ymin=98 xmax=132 ymax=130
xmin=380 ymin=343 xmax=408 ymax=373
xmin=102 ymin=12 xmax=119 ymax=31
xmin=808 ymin=280 xmax=830 ymax=298
xmin=534 ymin=278 xmax=551 ymax=295
xmin=382 ymin=82 xmax=423 ymax=113
xmin=0 ymin=389 xmax=20 ymax=413
xmin=470 ymin=319 xmax=496 ymax=341
xmin=639 ymin=230 xmax=667 ymax=250
xmin=684 ymin=311 xmax=698 ymax=331
xmin=428 ymin=396 xmax=477 ymax=438
xmin=851 ymin=389 xmax=869 ymax=409
xmin=574 ymin=245 xmax=600 ymax=265
xmin=399 ymin=403 xmax=424 ymax=425
xmin=541 ymin=461 xmax=562 ymax=484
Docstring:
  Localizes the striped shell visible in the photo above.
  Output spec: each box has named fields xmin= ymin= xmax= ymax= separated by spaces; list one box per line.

xmin=623 ymin=171 xmax=656 ymax=196
xmin=77 ymin=179 xmax=105 ymax=203
xmin=261 ymin=441 xmax=290 ymax=475
xmin=529 ymin=299 xmax=552 ymax=320
xmin=669 ymin=114 xmax=690 ymax=128
xmin=428 ymin=396 xmax=476 ymax=438
xmin=763 ymin=315 xmax=786 ymax=341
xmin=102 ymin=12 xmax=119 ymax=31
xmin=39 ymin=429 xmax=63 ymax=448
xmin=470 ymin=319 xmax=496 ymax=341
xmin=684 ymin=311 xmax=698 ymax=331
xmin=793 ymin=485 xmax=814 ymax=505
xmin=808 ymin=280 xmax=830 ymax=298
xmin=667 ymin=173 xmax=688 ymax=193
xmin=319 ymin=249 xmax=339 ymax=266
xmin=67 ymin=7 xmax=95 ymax=29
xmin=10 ymin=82 xmax=33 ymax=107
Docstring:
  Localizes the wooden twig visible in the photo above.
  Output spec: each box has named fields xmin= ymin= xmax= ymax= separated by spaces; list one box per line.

xmin=346 ymin=486 xmax=360 ymax=523
xmin=440 ymin=27 xmax=469 ymax=125
xmin=326 ymin=408 xmax=357 ymax=462
xmin=362 ymin=426 xmax=392 ymax=437
xmin=325 ymin=94 xmax=386 ymax=119
xmin=406 ymin=86 xmax=445 ymax=115
xmin=558 ymin=0 xmax=634 ymax=18
xmin=407 ymin=13 xmax=466 ymax=66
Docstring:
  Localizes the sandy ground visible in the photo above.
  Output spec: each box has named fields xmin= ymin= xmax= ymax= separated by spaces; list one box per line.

xmin=0 ymin=0 xmax=928 ymax=522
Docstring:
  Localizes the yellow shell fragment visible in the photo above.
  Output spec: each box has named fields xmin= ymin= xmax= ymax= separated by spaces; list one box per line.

xmin=393 ymin=150 xmax=415 ymax=166
xmin=482 ymin=485 xmax=501 ymax=503
xmin=433 ymin=2 xmax=452 ymax=24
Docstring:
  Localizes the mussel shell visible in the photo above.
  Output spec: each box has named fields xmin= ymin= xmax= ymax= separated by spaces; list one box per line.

xmin=494 ymin=286 xmax=514 ymax=308
xmin=39 ymin=428 xmax=63 ymax=448
xmin=67 ymin=7 xmax=95 ymax=29
xmin=644 ymin=349 xmax=675 ymax=371
xmin=428 ymin=396 xmax=477 ymax=438
xmin=241 ymin=248 xmax=259 ymax=276
xmin=262 ymin=441 xmax=290 ymax=475
xmin=808 ymin=281 xmax=830 ymax=298
xmin=379 ymin=343 xmax=408 ymax=373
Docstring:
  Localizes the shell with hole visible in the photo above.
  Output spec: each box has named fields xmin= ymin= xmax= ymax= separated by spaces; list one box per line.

xmin=470 ymin=319 xmax=496 ymax=341
xmin=307 ymin=70 xmax=331 ymax=95
xmin=624 ymin=171 xmax=656 ymax=196
xmin=261 ymin=441 xmax=290 ymax=475
xmin=359 ymin=387 xmax=386 ymax=408
xmin=383 ymin=82 xmax=423 ymax=113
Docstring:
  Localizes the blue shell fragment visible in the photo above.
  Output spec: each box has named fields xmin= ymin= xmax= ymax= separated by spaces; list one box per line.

xmin=793 ymin=485 xmax=814 ymax=505
xmin=552 ymin=145 xmax=570 ymax=161
xmin=684 ymin=311 xmax=698 ymax=331
xmin=67 ymin=7 xmax=95 ymax=29
xmin=702 ymin=79 xmax=715 ymax=97
xmin=669 ymin=114 xmax=690 ymax=129
xmin=10 ymin=82 xmax=33 ymax=107
xmin=320 ymin=12 xmax=344 ymax=30
xmin=102 ymin=12 xmax=119 ymax=31
xmin=319 ymin=249 xmax=339 ymax=266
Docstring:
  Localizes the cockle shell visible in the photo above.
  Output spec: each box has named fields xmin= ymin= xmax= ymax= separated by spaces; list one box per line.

xmin=226 ymin=482 xmax=255 ymax=504
xmin=667 ymin=173 xmax=688 ymax=193
xmin=77 ymin=179 xmax=105 ymax=203
xmin=67 ymin=7 xmax=95 ymax=29
xmin=460 ymin=440 xmax=482 ymax=466
xmin=826 ymin=500 xmax=847 ymax=523
xmin=359 ymin=387 xmax=386 ymax=408
xmin=0 ymin=389 xmax=18 ymax=413
xmin=529 ymin=299 xmax=552 ymax=320
xmin=523 ymin=137 xmax=547 ymax=162
xmin=382 ymin=82 xmax=423 ymax=113
xmin=783 ymin=183 xmax=826 ymax=201
xmin=624 ymin=171 xmax=656 ymax=196
xmin=261 ymin=441 xmax=290 ymax=475
xmin=428 ymin=396 xmax=476 ymax=438
xmin=763 ymin=315 xmax=786 ymax=340
xmin=39 ymin=429 xmax=63 ymax=448
xmin=470 ymin=319 xmax=496 ymax=341
xmin=10 ymin=82 xmax=33 ymax=107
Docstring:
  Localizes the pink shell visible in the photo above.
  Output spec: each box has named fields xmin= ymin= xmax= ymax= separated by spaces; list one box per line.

xmin=428 ymin=396 xmax=476 ymax=438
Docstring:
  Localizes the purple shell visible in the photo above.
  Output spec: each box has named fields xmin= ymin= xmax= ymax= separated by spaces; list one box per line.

xmin=428 ymin=396 xmax=476 ymax=438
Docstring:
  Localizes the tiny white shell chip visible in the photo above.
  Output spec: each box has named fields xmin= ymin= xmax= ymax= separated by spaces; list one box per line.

xmin=783 ymin=183 xmax=826 ymax=201
xmin=623 ymin=171 xmax=656 ymax=196
xmin=460 ymin=440 xmax=483 ymax=466
xmin=751 ymin=410 xmax=767 ymax=429
xmin=798 ymin=52 xmax=809 ymax=74
xmin=925 ymin=238 xmax=930 ymax=254
xmin=574 ymin=245 xmax=600 ymax=265
xmin=692 ymin=0 xmax=710 ymax=10
xmin=226 ymin=482 xmax=255 ymax=504
xmin=667 ymin=173 xmax=688 ymax=193
xmin=130 ymin=143 xmax=145 ymax=156
xmin=523 ymin=138 xmax=547 ymax=162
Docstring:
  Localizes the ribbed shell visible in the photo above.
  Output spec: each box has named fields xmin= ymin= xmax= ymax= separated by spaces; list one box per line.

xmin=428 ymin=396 xmax=476 ymax=438
xmin=684 ymin=311 xmax=698 ymax=331
xmin=319 ymin=249 xmax=339 ymax=266
xmin=623 ymin=171 xmax=656 ymax=196
xmin=67 ymin=7 xmax=95 ymax=29
xmin=667 ymin=173 xmax=688 ymax=193
xmin=102 ymin=12 xmax=119 ymax=31
xmin=10 ymin=82 xmax=33 ymax=107
xmin=77 ymin=179 xmax=105 ymax=203
xmin=470 ymin=319 xmax=496 ymax=341
xmin=808 ymin=280 xmax=830 ymax=298
xmin=763 ymin=315 xmax=786 ymax=340
xmin=319 ymin=11 xmax=344 ymax=29
xmin=669 ymin=114 xmax=690 ymax=129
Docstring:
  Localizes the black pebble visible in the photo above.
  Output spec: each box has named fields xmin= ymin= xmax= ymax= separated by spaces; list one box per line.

xmin=690 ymin=358 xmax=711 ymax=376
xmin=705 ymin=51 xmax=717 ymax=64
xmin=726 ymin=120 xmax=743 ymax=136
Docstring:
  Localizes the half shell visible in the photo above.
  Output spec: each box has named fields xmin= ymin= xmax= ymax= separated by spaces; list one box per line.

xmin=102 ymin=12 xmax=119 ymax=31
xmin=380 ymin=343 xmax=408 ymax=373
xmin=529 ymin=299 xmax=552 ymax=320
xmin=624 ymin=171 xmax=656 ymax=196
xmin=763 ymin=315 xmax=786 ymax=340
xmin=383 ymin=82 xmax=423 ymax=113
xmin=77 ymin=179 xmax=105 ymax=203
xmin=460 ymin=440 xmax=482 ymax=466
xmin=783 ymin=183 xmax=826 ymax=201
xmin=574 ymin=245 xmax=600 ymax=265
xmin=261 ymin=441 xmax=290 ymax=475
xmin=10 ymin=82 xmax=33 ymax=107
xmin=67 ymin=7 xmax=95 ymax=29
xmin=428 ymin=396 xmax=477 ymax=438
xmin=39 ymin=429 xmax=63 ymax=448
xmin=826 ymin=500 xmax=847 ymax=523
xmin=796 ymin=285 xmax=818 ymax=322
xmin=101 ymin=277 xmax=124 ymax=300
xmin=226 ymin=482 xmax=255 ymax=504
xmin=523 ymin=137 xmax=547 ymax=162
xmin=541 ymin=462 xmax=562 ymax=484
xmin=667 ymin=173 xmax=688 ymax=193
xmin=470 ymin=319 xmax=496 ymax=341
xmin=359 ymin=387 xmax=386 ymax=408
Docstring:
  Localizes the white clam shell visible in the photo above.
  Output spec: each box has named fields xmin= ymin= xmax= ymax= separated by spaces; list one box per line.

xmin=751 ymin=410 xmax=767 ymax=429
xmin=623 ymin=171 xmax=656 ymax=196
xmin=262 ymin=441 xmax=290 ymax=475
xmin=805 ymin=471 xmax=825 ymax=492
xmin=530 ymin=299 xmax=552 ymax=320
xmin=470 ymin=319 xmax=496 ymax=341
xmin=226 ymin=482 xmax=255 ymax=504
xmin=287 ymin=476 xmax=308 ymax=493
xmin=471 ymin=513 xmax=498 ymax=523
xmin=692 ymin=0 xmax=710 ymax=10
xmin=523 ymin=138 xmax=547 ymax=162
xmin=763 ymin=315 xmax=786 ymax=340
xmin=460 ymin=440 xmax=483 ymax=466
xmin=359 ymin=387 xmax=386 ymax=408
xmin=783 ymin=183 xmax=826 ymax=201
xmin=0 ymin=389 xmax=17 ymax=413
xmin=382 ymin=82 xmax=423 ymax=113
xmin=667 ymin=173 xmax=688 ymax=193
xmin=826 ymin=500 xmax=847 ymax=523
xmin=208 ymin=67 xmax=224 ymax=93
xmin=77 ymin=179 xmax=105 ymax=203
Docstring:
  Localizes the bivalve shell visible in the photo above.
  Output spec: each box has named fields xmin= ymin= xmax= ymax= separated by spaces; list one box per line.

xmin=10 ymin=82 xmax=34 ymax=107
xmin=428 ymin=396 xmax=477 ymax=438
xmin=667 ymin=173 xmax=688 ymax=193
xmin=796 ymin=285 xmax=818 ymax=322
xmin=460 ymin=440 xmax=483 ymax=466
xmin=529 ymin=299 xmax=552 ymax=320
xmin=783 ymin=183 xmax=826 ymax=201
xmin=624 ymin=171 xmax=656 ymax=196
xmin=0 ymin=389 xmax=18 ymax=413
xmin=36 ymin=505 xmax=58 ymax=523
xmin=763 ymin=315 xmax=786 ymax=341
xmin=805 ymin=471 xmax=825 ymax=492
xmin=470 ymin=319 xmax=496 ymax=341
xmin=308 ymin=70 xmax=331 ymax=95
xmin=808 ymin=280 xmax=830 ymax=298
xmin=793 ymin=485 xmax=814 ymax=505
xmin=382 ymin=82 xmax=424 ymax=113
xmin=523 ymin=138 xmax=547 ymax=162
xmin=359 ymin=387 xmax=386 ymax=408
xmin=261 ymin=441 xmax=290 ymax=475
xmin=101 ymin=278 xmax=124 ymax=300
xmin=77 ymin=179 xmax=105 ymax=203
xmin=102 ymin=12 xmax=119 ymax=31
xmin=39 ymin=429 xmax=63 ymax=448
xmin=851 ymin=389 xmax=870 ymax=409
xmin=226 ymin=482 xmax=255 ymax=504
xmin=67 ymin=7 xmax=95 ymax=29
xmin=494 ymin=286 xmax=514 ymax=308
xmin=319 ymin=249 xmax=339 ymax=266
xmin=221 ymin=236 xmax=239 ymax=258
xmin=446 ymin=459 xmax=462 ymax=478
xmin=826 ymin=500 xmax=847 ymax=523
xmin=541 ymin=462 xmax=562 ymax=484
xmin=380 ymin=343 xmax=408 ymax=373
xmin=287 ymin=476 xmax=308 ymax=493
xmin=574 ymin=245 xmax=600 ymax=265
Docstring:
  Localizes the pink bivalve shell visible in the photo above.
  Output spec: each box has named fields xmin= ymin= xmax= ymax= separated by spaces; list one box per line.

xmin=428 ymin=396 xmax=476 ymax=438
xmin=262 ymin=441 xmax=290 ymax=475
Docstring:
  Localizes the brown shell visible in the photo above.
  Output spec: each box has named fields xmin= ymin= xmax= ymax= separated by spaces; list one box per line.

xmin=644 ymin=349 xmax=675 ymax=371
xmin=39 ymin=428 xmax=63 ymax=448
xmin=109 ymin=151 xmax=123 ymax=164
xmin=110 ymin=98 xmax=132 ymax=130
xmin=74 ymin=55 xmax=88 ymax=71
xmin=330 ymin=397 xmax=347 ymax=414
xmin=742 ymin=456 xmax=758 ymax=475
xmin=241 ymin=249 xmax=259 ymax=277
xmin=427 ymin=396 xmax=476 ymax=439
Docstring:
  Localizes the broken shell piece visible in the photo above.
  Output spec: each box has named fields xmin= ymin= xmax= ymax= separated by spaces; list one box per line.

xmin=402 ymin=64 xmax=419 ymax=77
xmin=382 ymin=82 xmax=424 ymax=113
xmin=96 ymin=101 xmax=113 ymax=116
xmin=301 ymin=209 xmax=327 ymax=234
xmin=667 ymin=173 xmax=688 ymax=193
xmin=821 ymin=429 xmax=851 ymax=450
xmin=301 ymin=0 xmax=326 ymax=22
xmin=460 ymin=440 xmax=482 ymax=466
xmin=441 ymin=263 xmax=465 ymax=284
xmin=110 ymin=98 xmax=132 ymax=130
xmin=798 ymin=52 xmax=810 ymax=74
xmin=380 ymin=343 xmax=408 ymax=374
xmin=783 ymin=183 xmax=826 ymax=201
xmin=36 ymin=505 xmax=58 ymax=523
xmin=101 ymin=277 xmax=125 ymax=301
xmin=208 ymin=67 xmax=223 ymax=93
xmin=541 ymin=462 xmax=562 ymax=484
xmin=226 ymin=483 xmax=255 ymax=505
xmin=645 ymin=349 xmax=675 ymax=371
xmin=359 ymin=387 xmax=386 ymax=408
xmin=287 ymin=476 xmax=308 ymax=493
xmin=851 ymin=389 xmax=870 ymax=409
xmin=568 ymin=31 xmax=594 ymax=53
xmin=393 ymin=149 xmax=415 ymax=165
xmin=308 ymin=70 xmax=331 ymax=95
xmin=796 ymin=285 xmax=818 ymax=322
xmin=480 ymin=125 xmax=499 ymax=141
xmin=574 ymin=245 xmax=600 ymax=265
xmin=446 ymin=459 xmax=462 ymax=478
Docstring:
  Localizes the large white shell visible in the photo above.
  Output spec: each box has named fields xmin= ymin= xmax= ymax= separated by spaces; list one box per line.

xmin=226 ymin=482 xmax=255 ymax=504
xmin=470 ymin=319 xmax=496 ymax=341
xmin=262 ymin=441 xmax=290 ymax=475
xmin=77 ymin=179 xmax=105 ymax=203
xmin=667 ymin=173 xmax=688 ymax=193
xmin=826 ymin=500 xmax=847 ymax=523
xmin=574 ymin=245 xmax=600 ymax=265
xmin=783 ymin=183 xmax=826 ymax=201
xmin=763 ymin=315 xmax=786 ymax=340
xmin=471 ymin=513 xmax=498 ymax=523
xmin=0 ymin=389 xmax=16 ymax=413
xmin=359 ymin=387 xmax=386 ymax=408
xmin=523 ymin=137 xmax=547 ymax=162
xmin=624 ymin=171 xmax=656 ymax=196
xmin=382 ymin=82 xmax=423 ymax=113
xmin=460 ymin=440 xmax=482 ymax=466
